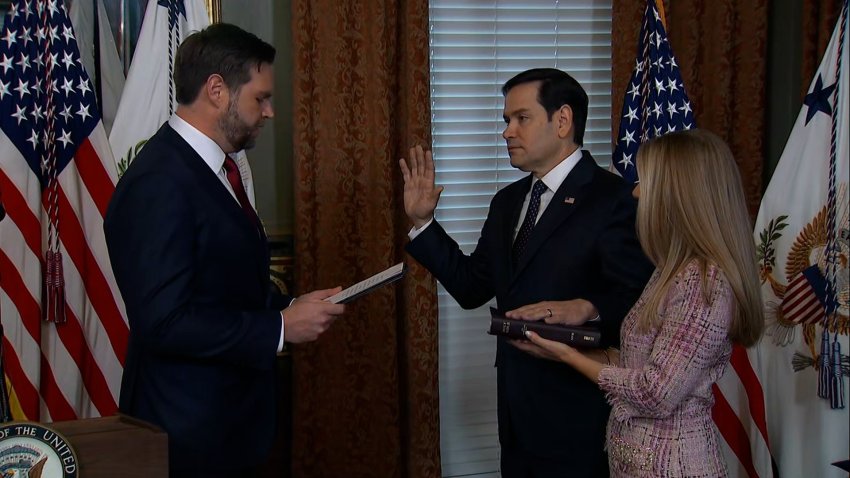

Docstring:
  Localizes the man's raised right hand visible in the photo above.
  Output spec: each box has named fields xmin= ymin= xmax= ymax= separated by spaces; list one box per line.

xmin=399 ymin=145 xmax=444 ymax=229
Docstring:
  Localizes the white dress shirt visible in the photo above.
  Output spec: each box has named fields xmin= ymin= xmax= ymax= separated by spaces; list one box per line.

xmin=510 ymin=148 xmax=583 ymax=239
xmin=168 ymin=115 xmax=257 ymax=207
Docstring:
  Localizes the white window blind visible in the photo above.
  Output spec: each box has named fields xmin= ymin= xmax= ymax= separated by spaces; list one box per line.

xmin=428 ymin=2 xmax=613 ymax=477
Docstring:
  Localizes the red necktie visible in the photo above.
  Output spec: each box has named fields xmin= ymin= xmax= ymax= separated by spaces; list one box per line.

xmin=223 ymin=156 xmax=262 ymax=230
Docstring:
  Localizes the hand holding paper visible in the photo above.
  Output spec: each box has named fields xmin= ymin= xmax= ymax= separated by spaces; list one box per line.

xmin=283 ymin=287 xmax=345 ymax=343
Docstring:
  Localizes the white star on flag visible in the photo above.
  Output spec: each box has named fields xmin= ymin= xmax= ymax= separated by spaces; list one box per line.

xmin=612 ymin=0 xmax=695 ymax=184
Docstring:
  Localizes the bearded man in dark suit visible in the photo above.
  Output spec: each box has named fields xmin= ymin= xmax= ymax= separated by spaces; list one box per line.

xmin=400 ymin=68 xmax=653 ymax=477
xmin=104 ymin=23 xmax=344 ymax=477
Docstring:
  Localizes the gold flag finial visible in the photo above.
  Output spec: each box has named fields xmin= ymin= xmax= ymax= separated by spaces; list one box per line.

xmin=204 ymin=0 xmax=221 ymax=24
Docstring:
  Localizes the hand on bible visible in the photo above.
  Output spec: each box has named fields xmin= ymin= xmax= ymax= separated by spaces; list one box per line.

xmin=399 ymin=145 xmax=444 ymax=229
xmin=505 ymin=298 xmax=598 ymax=326
xmin=283 ymin=287 xmax=345 ymax=343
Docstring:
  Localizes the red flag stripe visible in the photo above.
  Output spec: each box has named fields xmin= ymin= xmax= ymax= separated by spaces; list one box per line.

xmin=1 ymin=337 xmax=40 ymax=420
xmin=712 ymin=383 xmax=760 ymax=478
xmin=785 ymin=275 xmax=805 ymax=290
xmin=38 ymin=353 xmax=77 ymax=421
xmin=74 ymin=138 xmax=114 ymax=217
xmin=783 ymin=295 xmax=822 ymax=324
xmin=0 ymin=169 xmax=41 ymax=258
xmin=784 ymin=274 xmax=813 ymax=294
xmin=0 ymin=250 xmax=42 ymax=343
xmin=785 ymin=295 xmax=820 ymax=314
xmin=729 ymin=346 xmax=770 ymax=446
xmin=0 ymin=248 xmax=81 ymax=421
xmin=782 ymin=283 xmax=819 ymax=311
xmin=55 ymin=304 xmax=119 ymax=416
xmin=51 ymin=188 xmax=128 ymax=363
xmin=783 ymin=292 xmax=819 ymax=313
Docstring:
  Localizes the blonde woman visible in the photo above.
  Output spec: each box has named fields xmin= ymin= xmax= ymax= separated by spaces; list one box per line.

xmin=520 ymin=129 xmax=764 ymax=477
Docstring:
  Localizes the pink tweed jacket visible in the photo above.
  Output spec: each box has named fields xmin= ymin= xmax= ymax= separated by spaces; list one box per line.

xmin=598 ymin=260 xmax=734 ymax=477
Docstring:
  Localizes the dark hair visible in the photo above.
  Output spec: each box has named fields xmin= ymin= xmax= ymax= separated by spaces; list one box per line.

xmin=502 ymin=68 xmax=588 ymax=145
xmin=174 ymin=23 xmax=276 ymax=105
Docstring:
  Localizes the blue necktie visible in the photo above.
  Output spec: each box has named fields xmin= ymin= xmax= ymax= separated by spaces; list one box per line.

xmin=512 ymin=180 xmax=547 ymax=265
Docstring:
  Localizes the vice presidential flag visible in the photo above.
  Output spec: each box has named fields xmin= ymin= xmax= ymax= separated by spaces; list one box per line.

xmin=746 ymin=1 xmax=849 ymax=476
xmin=0 ymin=0 xmax=128 ymax=421
xmin=611 ymin=0 xmax=695 ymax=184
xmin=108 ymin=0 xmax=209 ymax=175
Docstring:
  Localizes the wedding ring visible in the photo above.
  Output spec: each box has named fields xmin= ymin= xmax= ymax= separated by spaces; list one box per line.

xmin=546 ymin=308 xmax=553 ymax=318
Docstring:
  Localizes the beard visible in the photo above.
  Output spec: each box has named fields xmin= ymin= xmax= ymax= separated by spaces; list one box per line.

xmin=218 ymin=97 xmax=259 ymax=151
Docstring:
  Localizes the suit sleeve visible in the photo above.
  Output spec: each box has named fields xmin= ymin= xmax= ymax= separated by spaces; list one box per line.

xmin=105 ymin=172 xmax=280 ymax=369
xmin=406 ymin=216 xmax=497 ymax=310
xmin=267 ymin=285 xmax=293 ymax=311
xmin=586 ymin=185 xmax=654 ymax=347
xmin=597 ymin=264 xmax=734 ymax=419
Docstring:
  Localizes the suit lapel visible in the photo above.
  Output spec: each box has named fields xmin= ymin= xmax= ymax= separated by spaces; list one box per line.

xmin=503 ymin=175 xmax=531 ymax=251
xmin=512 ymin=152 xmax=596 ymax=278
xmin=164 ymin=126 xmax=265 ymax=245
xmin=503 ymin=175 xmax=531 ymax=275
xmin=162 ymin=126 xmax=269 ymax=285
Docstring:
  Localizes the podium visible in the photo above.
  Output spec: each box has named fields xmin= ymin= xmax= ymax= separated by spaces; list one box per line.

xmin=50 ymin=414 xmax=168 ymax=477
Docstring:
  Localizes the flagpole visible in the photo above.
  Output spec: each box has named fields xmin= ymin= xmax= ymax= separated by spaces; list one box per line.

xmin=92 ymin=0 xmax=103 ymax=114
xmin=204 ymin=0 xmax=221 ymax=24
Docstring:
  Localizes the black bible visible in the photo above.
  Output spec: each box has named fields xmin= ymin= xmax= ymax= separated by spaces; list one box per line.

xmin=487 ymin=307 xmax=601 ymax=348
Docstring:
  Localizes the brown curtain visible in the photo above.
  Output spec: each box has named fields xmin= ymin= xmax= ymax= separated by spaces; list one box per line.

xmin=801 ymin=0 xmax=843 ymax=98
xmin=613 ymin=0 xmax=769 ymax=216
xmin=289 ymin=0 xmax=440 ymax=477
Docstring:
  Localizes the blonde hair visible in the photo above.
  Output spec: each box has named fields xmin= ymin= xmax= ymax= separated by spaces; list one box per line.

xmin=635 ymin=129 xmax=763 ymax=346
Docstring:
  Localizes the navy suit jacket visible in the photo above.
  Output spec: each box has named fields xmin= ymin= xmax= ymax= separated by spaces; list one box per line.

xmin=104 ymin=124 xmax=289 ymax=473
xmin=407 ymin=152 xmax=653 ymax=475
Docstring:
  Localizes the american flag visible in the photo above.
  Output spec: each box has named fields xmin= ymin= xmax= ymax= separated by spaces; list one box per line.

xmin=0 ymin=0 xmax=127 ymax=421
xmin=612 ymin=0 xmax=694 ymax=184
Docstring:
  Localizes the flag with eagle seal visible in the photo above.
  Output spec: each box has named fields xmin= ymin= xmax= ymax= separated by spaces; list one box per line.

xmin=750 ymin=1 xmax=849 ymax=476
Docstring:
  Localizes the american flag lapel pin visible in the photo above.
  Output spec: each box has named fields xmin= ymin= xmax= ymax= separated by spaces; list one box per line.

xmin=564 ymin=197 xmax=575 ymax=204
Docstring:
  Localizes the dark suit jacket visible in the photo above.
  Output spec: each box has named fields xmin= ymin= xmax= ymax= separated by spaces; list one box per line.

xmin=104 ymin=123 xmax=289 ymax=474
xmin=407 ymin=152 xmax=653 ymax=475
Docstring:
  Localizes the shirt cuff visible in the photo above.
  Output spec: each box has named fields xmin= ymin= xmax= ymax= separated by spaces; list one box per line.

xmin=278 ymin=312 xmax=285 ymax=352
xmin=407 ymin=218 xmax=434 ymax=240
xmin=278 ymin=297 xmax=297 ymax=352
